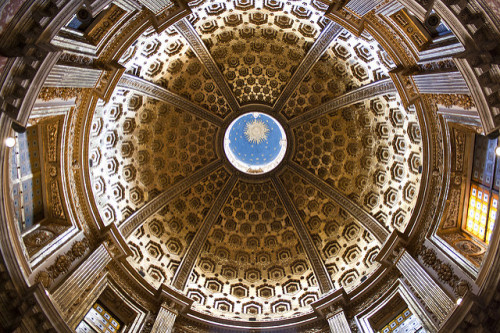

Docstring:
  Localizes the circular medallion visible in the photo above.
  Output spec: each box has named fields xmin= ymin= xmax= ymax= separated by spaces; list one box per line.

xmin=224 ymin=112 xmax=287 ymax=174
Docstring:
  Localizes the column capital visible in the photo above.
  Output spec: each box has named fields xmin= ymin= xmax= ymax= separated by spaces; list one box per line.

xmin=101 ymin=224 xmax=133 ymax=260
xmin=156 ymin=284 xmax=193 ymax=315
xmin=375 ymin=230 xmax=407 ymax=267
xmin=311 ymin=287 xmax=349 ymax=318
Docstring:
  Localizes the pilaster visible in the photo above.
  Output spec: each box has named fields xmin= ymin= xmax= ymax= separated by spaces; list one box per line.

xmin=44 ymin=64 xmax=102 ymax=88
xmin=345 ymin=0 xmax=382 ymax=17
xmin=327 ymin=308 xmax=352 ymax=333
xmin=396 ymin=250 xmax=455 ymax=325
xmin=151 ymin=302 xmax=178 ymax=333
xmin=412 ymin=71 xmax=470 ymax=95
xmin=51 ymin=244 xmax=112 ymax=327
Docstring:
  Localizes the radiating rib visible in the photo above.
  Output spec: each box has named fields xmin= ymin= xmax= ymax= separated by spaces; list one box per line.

xmin=119 ymin=160 xmax=224 ymax=238
xmin=117 ymin=73 xmax=223 ymax=127
xmin=174 ymin=18 xmax=240 ymax=113
xmin=272 ymin=176 xmax=334 ymax=293
xmin=171 ymin=175 xmax=238 ymax=290
xmin=288 ymin=163 xmax=389 ymax=243
xmin=273 ymin=22 xmax=344 ymax=113
xmin=289 ymin=78 xmax=396 ymax=128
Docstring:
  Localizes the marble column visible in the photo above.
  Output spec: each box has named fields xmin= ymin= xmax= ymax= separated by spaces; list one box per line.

xmin=51 ymin=244 xmax=112 ymax=327
xmin=396 ymin=250 xmax=455 ymax=324
xmin=327 ymin=308 xmax=351 ymax=333
xmin=151 ymin=302 xmax=178 ymax=333
xmin=412 ymin=71 xmax=470 ymax=94
xmin=345 ymin=0 xmax=382 ymax=17
xmin=44 ymin=64 xmax=102 ymax=88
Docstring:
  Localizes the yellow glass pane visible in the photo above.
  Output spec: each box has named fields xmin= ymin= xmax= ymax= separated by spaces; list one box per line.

xmin=466 ymin=184 xmax=493 ymax=242
xmin=486 ymin=192 xmax=499 ymax=245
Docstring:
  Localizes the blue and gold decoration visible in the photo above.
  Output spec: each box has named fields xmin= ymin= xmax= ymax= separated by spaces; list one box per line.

xmin=224 ymin=112 xmax=287 ymax=174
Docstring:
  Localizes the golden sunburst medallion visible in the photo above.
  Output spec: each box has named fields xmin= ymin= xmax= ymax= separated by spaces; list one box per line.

xmin=244 ymin=119 xmax=269 ymax=144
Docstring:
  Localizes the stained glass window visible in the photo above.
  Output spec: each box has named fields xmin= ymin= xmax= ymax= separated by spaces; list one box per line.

xmin=379 ymin=308 xmax=424 ymax=333
xmin=464 ymin=135 xmax=499 ymax=244
xmin=9 ymin=126 xmax=44 ymax=231
xmin=76 ymin=303 xmax=121 ymax=333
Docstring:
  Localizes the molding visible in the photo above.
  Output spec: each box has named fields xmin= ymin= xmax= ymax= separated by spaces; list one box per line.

xmin=171 ymin=174 xmax=238 ymax=290
xmin=375 ymin=230 xmax=407 ymax=267
xmin=288 ymin=79 xmax=397 ymax=128
xmin=273 ymin=22 xmax=344 ymax=113
xmin=311 ymin=287 xmax=349 ymax=317
xmin=288 ymin=163 xmax=390 ymax=244
xmin=117 ymin=73 xmax=223 ymax=126
xmin=173 ymin=18 xmax=240 ymax=113
xmin=119 ymin=159 xmax=224 ymax=238
xmin=157 ymin=284 xmax=193 ymax=314
xmin=272 ymin=175 xmax=334 ymax=293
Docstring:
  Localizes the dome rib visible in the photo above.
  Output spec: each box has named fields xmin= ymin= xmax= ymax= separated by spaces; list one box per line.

xmin=288 ymin=78 xmax=397 ymax=128
xmin=119 ymin=160 xmax=224 ymax=238
xmin=117 ymin=73 xmax=224 ymax=126
xmin=289 ymin=163 xmax=389 ymax=243
xmin=172 ymin=174 xmax=238 ymax=290
xmin=272 ymin=21 xmax=343 ymax=113
xmin=174 ymin=18 xmax=240 ymax=113
xmin=271 ymin=175 xmax=334 ymax=292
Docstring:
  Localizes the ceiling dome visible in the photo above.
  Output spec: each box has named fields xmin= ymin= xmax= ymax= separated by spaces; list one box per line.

xmin=85 ymin=0 xmax=422 ymax=320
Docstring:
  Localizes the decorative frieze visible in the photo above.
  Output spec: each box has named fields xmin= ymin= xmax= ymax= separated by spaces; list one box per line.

xmin=418 ymin=245 xmax=471 ymax=296
xmin=38 ymin=87 xmax=82 ymax=101
xmin=429 ymin=94 xmax=475 ymax=109
xmin=34 ymin=238 xmax=90 ymax=289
